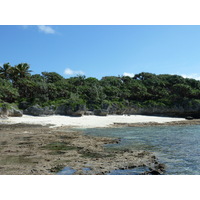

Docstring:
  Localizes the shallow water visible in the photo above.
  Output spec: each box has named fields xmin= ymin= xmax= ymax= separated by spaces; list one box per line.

xmin=107 ymin=166 xmax=150 ymax=175
xmin=83 ymin=125 xmax=200 ymax=175
xmin=57 ymin=167 xmax=76 ymax=175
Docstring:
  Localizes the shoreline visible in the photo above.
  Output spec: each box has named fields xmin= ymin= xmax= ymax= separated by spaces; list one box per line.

xmin=111 ymin=119 xmax=200 ymax=127
xmin=1 ymin=114 xmax=187 ymax=128
xmin=0 ymin=123 xmax=164 ymax=175
xmin=1 ymin=115 xmax=199 ymax=175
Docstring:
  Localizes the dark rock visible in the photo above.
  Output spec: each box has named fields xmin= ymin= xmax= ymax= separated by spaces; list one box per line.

xmin=24 ymin=105 xmax=45 ymax=116
xmin=8 ymin=107 xmax=23 ymax=117
xmin=55 ymin=105 xmax=68 ymax=115
xmin=156 ymin=163 xmax=165 ymax=172
xmin=185 ymin=116 xmax=193 ymax=120
xmin=144 ymin=170 xmax=161 ymax=175
xmin=18 ymin=102 xmax=30 ymax=110
xmin=24 ymin=105 xmax=56 ymax=116
xmin=94 ymin=109 xmax=108 ymax=116
xmin=148 ymin=163 xmax=165 ymax=175
xmin=116 ymin=111 xmax=124 ymax=115
xmin=56 ymin=104 xmax=86 ymax=116
xmin=43 ymin=106 xmax=55 ymax=115
xmin=107 ymin=104 xmax=124 ymax=115
xmin=84 ymin=111 xmax=94 ymax=115
xmin=101 ymin=103 xmax=110 ymax=110
xmin=71 ymin=110 xmax=84 ymax=117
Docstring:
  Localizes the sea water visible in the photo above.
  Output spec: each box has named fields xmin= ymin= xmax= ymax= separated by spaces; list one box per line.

xmin=83 ymin=125 xmax=200 ymax=175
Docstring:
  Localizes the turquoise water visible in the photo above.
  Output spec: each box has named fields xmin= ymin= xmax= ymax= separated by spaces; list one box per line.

xmin=83 ymin=125 xmax=200 ymax=175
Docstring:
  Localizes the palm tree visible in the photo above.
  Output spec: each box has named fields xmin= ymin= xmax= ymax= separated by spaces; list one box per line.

xmin=14 ymin=63 xmax=32 ymax=78
xmin=0 ymin=63 xmax=12 ymax=79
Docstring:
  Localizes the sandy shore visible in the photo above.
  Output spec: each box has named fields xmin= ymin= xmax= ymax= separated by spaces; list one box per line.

xmin=1 ymin=114 xmax=186 ymax=128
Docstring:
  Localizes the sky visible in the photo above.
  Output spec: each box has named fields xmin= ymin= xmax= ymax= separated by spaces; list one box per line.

xmin=1 ymin=25 xmax=200 ymax=79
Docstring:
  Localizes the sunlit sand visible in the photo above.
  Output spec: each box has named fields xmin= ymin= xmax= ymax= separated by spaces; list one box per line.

xmin=1 ymin=114 xmax=186 ymax=128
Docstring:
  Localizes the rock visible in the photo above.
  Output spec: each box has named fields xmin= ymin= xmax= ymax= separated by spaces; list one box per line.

xmin=18 ymin=102 xmax=30 ymax=110
xmin=71 ymin=110 xmax=84 ymax=117
xmin=24 ymin=105 xmax=55 ymax=116
xmin=94 ymin=109 xmax=108 ymax=116
xmin=8 ymin=107 xmax=23 ymax=117
xmin=84 ymin=111 xmax=94 ymax=115
xmin=43 ymin=106 xmax=55 ymax=115
xmin=0 ymin=105 xmax=8 ymax=117
xmin=185 ymin=116 xmax=193 ymax=120
xmin=147 ymin=163 xmax=165 ymax=175
xmin=55 ymin=105 xmax=68 ymax=115
xmin=156 ymin=163 xmax=165 ymax=172
xmin=56 ymin=104 xmax=86 ymax=116
xmin=101 ymin=103 xmax=110 ymax=111
xmin=151 ymin=170 xmax=161 ymax=175
xmin=24 ymin=105 xmax=45 ymax=116
xmin=142 ymin=170 xmax=160 ymax=175
xmin=0 ymin=104 xmax=22 ymax=117
xmin=116 ymin=111 xmax=124 ymax=115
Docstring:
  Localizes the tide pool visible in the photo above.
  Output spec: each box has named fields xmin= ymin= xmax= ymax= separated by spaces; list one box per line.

xmin=83 ymin=125 xmax=200 ymax=175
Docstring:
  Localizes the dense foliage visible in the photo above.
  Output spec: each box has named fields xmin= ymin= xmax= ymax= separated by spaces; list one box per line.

xmin=1 ymin=63 xmax=200 ymax=111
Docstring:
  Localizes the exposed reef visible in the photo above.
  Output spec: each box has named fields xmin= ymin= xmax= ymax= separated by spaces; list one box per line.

xmin=0 ymin=123 xmax=164 ymax=175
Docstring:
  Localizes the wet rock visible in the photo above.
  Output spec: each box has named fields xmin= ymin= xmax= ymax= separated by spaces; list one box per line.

xmin=143 ymin=163 xmax=166 ymax=175
xmin=155 ymin=163 xmax=165 ymax=173
xmin=150 ymin=170 xmax=161 ymax=175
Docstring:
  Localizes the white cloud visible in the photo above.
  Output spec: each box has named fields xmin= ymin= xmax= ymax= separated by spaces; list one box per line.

xmin=181 ymin=73 xmax=200 ymax=80
xmin=123 ymin=72 xmax=135 ymax=77
xmin=37 ymin=25 xmax=55 ymax=34
xmin=64 ymin=68 xmax=85 ymax=76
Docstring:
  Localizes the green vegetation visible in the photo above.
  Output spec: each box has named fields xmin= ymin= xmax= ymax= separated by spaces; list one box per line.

xmin=42 ymin=142 xmax=77 ymax=151
xmin=42 ymin=142 xmax=83 ymax=156
xmin=1 ymin=62 xmax=200 ymax=113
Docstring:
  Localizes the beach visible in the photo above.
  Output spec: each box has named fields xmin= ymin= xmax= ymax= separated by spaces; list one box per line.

xmin=1 ymin=114 xmax=198 ymax=175
xmin=1 ymin=114 xmax=186 ymax=128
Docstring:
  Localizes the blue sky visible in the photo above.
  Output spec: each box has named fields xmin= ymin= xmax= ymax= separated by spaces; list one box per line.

xmin=1 ymin=25 xmax=200 ymax=79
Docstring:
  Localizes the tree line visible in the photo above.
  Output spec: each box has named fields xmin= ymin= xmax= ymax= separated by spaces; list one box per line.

xmin=1 ymin=62 xmax=200 ymax=111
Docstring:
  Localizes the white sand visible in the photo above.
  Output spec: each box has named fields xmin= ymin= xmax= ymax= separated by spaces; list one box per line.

xmin=0 ymin=114 xmax=186 ymax=128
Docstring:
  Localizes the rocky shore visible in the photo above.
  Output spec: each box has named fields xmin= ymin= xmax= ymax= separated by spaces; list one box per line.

xmin=2 ymin=101 xmax=200 ymax=119
xmin=0 ymin=123 xmax=164 ymax=175
xmin=112 ymin=119 xmax=200 ymax=127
